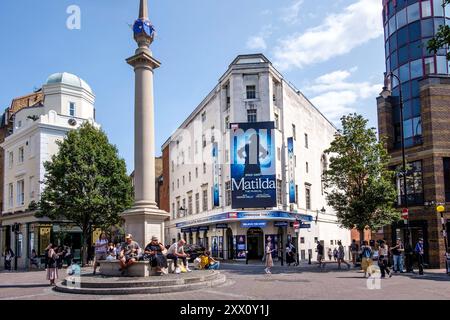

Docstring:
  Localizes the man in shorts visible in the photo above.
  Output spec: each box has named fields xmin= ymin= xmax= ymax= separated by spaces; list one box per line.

xmin=119 ymin=234 xmax=141 ymax=276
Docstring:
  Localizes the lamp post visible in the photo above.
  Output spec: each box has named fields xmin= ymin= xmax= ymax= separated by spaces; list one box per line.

xmin=380 ymin=72 xmax=413 ymax=251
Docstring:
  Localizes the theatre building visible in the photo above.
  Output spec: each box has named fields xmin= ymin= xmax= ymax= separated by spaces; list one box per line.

xmin=162 ymin=54 xmax=350 ymax=261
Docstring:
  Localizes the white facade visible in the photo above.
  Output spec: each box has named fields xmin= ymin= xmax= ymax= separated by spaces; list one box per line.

xmin=163 ymin=54 xmax=350 ymax=261
xmin=0 ymin=72 xmax=97 ymax=269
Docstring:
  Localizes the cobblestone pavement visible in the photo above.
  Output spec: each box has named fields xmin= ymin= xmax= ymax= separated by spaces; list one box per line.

xmin=0 ymin=262 xmax=449 ymax=300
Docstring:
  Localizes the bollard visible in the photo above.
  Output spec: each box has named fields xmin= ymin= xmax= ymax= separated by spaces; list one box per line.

xmin=308 ymin=253 xmax=311 ymax=265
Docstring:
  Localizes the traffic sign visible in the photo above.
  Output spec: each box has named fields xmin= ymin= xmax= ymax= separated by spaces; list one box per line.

xmin=300 ymin=223 xmax=311 ymax=229
xmin=401 ymin=208 xmax=408 ymax=219
xmin=293 ymin=221 xmax=300 ymax=229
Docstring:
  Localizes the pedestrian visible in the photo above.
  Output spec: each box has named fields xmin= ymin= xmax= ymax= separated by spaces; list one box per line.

xmin=337 ymin=241 xmax=351 ymax=270
xmin=390 ymin=239 xmax=404 ymax=273
xmin=360 ymin=241 xmax=373 ymax=278
xmin=404 ymin=241 xmax=414 ymax=273
xmin=43 ymin=243 xmax=52 ymax=270
xmin=29 ymin=249 xmax=39 ymax=270
xmin=333 ymin=247 xmax=338 ymax=261
xmin=166 ymin=239 xmax=191 ymax=274
xmin=46 ymin=244 xmax=59 ymax=286
xmin=316 ymin=241 xmax=325 ymax=268
xmin=3 ymin=245 xmax=14 ymax=271
xmin=93 ymin=232 xmax=108 ymax=275
xmin=378 ymin=240 xmax=392 ymax=278
xmin=415 ymin=238 xmax=425 ymax=275
xmin=56 ymin=246 xmax=64 ymax=269
xmin=286 ymin=242 xmax=295 ymax=266
xmin=64 ymin=245 xmax=73 ymax=267
xmin=328 ymin=248 xmax=332 ymax=261
xmin=144 ymin=236 xmax=168 ymax=275
xmin=350 ymin=239 xmax=359 ymax=267
xmin=264 ymin=240 xmax=274 ymax=274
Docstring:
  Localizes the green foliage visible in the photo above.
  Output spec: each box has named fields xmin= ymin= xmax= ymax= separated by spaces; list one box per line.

xmin=323 ymin=114 xmax=400 ymax=236
xmin=35 ymin=122 xmax=133 ymax=263
xmin=427 ymin=1 xmax=450 ymax=59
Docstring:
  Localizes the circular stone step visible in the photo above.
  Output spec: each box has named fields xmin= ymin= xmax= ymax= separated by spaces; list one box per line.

xmin=54 ymin=270 xmax=226 ymax=295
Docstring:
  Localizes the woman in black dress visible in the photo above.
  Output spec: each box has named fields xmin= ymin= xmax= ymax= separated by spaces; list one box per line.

xmin=144 ymin=236 xmax=167 ymax=274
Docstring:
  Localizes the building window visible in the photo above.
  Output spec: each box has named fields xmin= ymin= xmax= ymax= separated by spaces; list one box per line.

xmin=188 ymin=195 xmax=193 ymax=215
xmin=176 ymin=199 xmax=180 ymax=217
xmin=172 ymin=203 xmax=175 ymax=219
xmin=8 ymin=183 xmax=13 ymax=208
xmin=8 ymin=152 xmax=13 ymax=168
xmin=300 ymin=237 xmax=305 ymax=244
xmin=18 ymin=147 xmax=24 ymax=163
xmin=225 ymin=116 xmax=230 ymax=130
xmin=195 ymin=167 xmax=199 ymax=178
xmin=18 ymin=120 xmax=22 ymax=128
xmin=292 ymin=124 xmax=296 ymax=140
xmin=195 ymin=140 xmax=198 ymax=154
xmin=306 ymin=162 xmax=309 ymax=173
xmin=171 ymin=161 xmax=174 ymax=172
xmin=201 ymin=111 xmax=206 ymax=122
xmin=246 ymin=85 xmax=256 ymax=99
xmin=182 ymin=198 xmax=186 ymax=216
xmin=17 ymin=180 xmax=24 ymax=206
xmin=444 ymin=158 xmax=450 ymax=202
xmin=29 ymin=176 xmax=35 ymax=199
xmin=203 ymin=163 xmax=207 ymax=174
xmin=189 ymin=172 xmax=191 ymax=182
xmin=202 ymin=135 xmax=207 ymax=148
xmin=182 ymin=176 xmax=185 ymax=185
xmin=277 ymin=179 xmax=283 ymax=205
xmin=172 ymin=182 xmax=174 ymax=191
xmin=274 ymin=113 xmax=279 ymax=129
xmin=225 ymin=181 xmax=231 ymax=206
xmin=195 ymin=193 xmax=200 ymax=214
xmin=247 ymin=109 xmax=257 ymax=123
xmin=397 ymin=160 xmax=424 ymax=206
xmin=202 ymin=189 xmax=208 ymax=212
xmin=69 ymin=102 xmax=76 ymax=117
xmin=305 ymin=133 xmax=309 ymax=148
xmin=177 ymin=179 xmax=179 ymax=189
xmin=305 ymin=185 xmax=311 ymax=210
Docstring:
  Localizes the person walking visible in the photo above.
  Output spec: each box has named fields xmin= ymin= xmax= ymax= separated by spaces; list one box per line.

xmin=328 ymin=248 xmax=333 ymax=261
xmin=350 ymin=239 xmax=359 ymax=267
xmin=360 ymin=241 xmax=373 ymax=278
xmin=264 ymin=241 xmax=274 ymax=274
xmin=46 ymin=244 xmax=59 ymax=286
xmin=390 ymin=239 xmax=405 ymax=273
xmin=415 ymin=238 xmax=425 ymax=275
xmin=337 ymin=241 xmax=351 ymax=270
xmin=333 ymin=247 xmax=338 ymax=261
xmin=316 ymin=241 xmax=325 ymax=268
xmin=378 ymin=240 xmax=392 ymax=278
xmin=285 ymin=242 xmax=295 ymax=266
xmin=3 ymin=246 xmax=14 ymax=271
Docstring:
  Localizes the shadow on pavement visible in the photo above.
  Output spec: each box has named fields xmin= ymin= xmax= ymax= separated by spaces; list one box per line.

xmin=0 ymin=284 xmax=49 ymax=289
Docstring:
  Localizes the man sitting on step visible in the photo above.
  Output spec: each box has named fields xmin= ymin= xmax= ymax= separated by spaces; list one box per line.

xmin=166 ymin=239 xmax=192 ymax=274
xmin=118 ymin=234 xmax=141 ymax=276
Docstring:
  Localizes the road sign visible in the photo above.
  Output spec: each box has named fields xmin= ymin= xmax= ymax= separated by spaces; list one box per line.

xmin=293 ymin=221 xmax=300 ymax=229
xmin=401 ymin=208 xmax=408 ymax=219
xmin=300 ymin=224 xmax=311 ymax=229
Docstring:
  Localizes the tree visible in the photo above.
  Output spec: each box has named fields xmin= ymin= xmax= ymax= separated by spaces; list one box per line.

xmin=35 ymin=122 xmax=133 ymax=265
xmin=323 ymin=114 xmax=400 ymax=243
xmin=427 ymin=1 xmax=450 ymax=59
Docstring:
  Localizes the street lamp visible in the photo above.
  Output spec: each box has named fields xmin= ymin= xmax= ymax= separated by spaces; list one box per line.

xmin=179 ymin=207 xmax=186 ymax=218
xmin=380 ymin=72 xmax=413 ymax=251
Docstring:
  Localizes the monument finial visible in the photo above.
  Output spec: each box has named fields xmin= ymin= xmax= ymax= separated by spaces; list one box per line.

xmin=139 ymin=0 xmax=148 ymax=19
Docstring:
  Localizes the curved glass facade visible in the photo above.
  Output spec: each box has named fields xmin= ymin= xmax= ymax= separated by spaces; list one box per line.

xmin=383 ymin=0 xmax=450 ymax=148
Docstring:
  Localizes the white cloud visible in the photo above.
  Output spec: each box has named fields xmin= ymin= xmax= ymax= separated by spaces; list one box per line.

xmin=305 ymin=68 xmax=381 ymax=122
xmin=281 ymin=0 xmax=304 ymax=24
xmin=273 ymin=0 xmax=383 ymax=71
xmin=246 ymin=35 xmax=267 ymax=51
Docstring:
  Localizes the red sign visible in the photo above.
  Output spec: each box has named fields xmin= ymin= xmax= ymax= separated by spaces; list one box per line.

xmin=401 ymin=208 xmax=408 ymax=219
xmin=228 ymin=212 xmax=238 ymax=219
xmin=293 ymin=221 xmax=300 ymax=229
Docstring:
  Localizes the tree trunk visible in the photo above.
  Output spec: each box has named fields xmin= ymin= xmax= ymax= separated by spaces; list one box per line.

xmin=359 ymin=228 xmax=365 ymax=244
xmin=82 ymin=229 xmax=89 ymax=267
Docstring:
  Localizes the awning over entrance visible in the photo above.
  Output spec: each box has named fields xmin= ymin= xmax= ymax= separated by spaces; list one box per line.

xmin=176 ymin=210 xmax=313 ymax=229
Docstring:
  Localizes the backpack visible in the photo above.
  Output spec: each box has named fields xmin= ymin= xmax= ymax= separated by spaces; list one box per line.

xmin=363 ymin=247 xmax=372 ymax=258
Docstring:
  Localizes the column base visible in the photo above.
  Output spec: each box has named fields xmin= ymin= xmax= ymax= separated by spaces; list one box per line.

xmin=122 ymin=205 xmax=170 ymax=247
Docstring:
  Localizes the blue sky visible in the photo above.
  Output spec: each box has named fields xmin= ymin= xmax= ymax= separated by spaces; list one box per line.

xmin=0 ymin=0 xmax=385 ymax=173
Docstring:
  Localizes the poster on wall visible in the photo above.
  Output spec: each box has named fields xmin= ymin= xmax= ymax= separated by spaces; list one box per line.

xmin=212 ymin=142 xmax=220 ymax=207
xmin=218 ymin=236 xmax=224 ymax=259
xmin=236 ymin=235 xmax=246 ymax=259
xmin=211 ymin=236 xmax=218 ymax=257
xmin=287 ymin=137 xmax=296 ymax=203
xmin=265 ymin=234 xmax=279 ymax=258
xmin=230 ymin=121 xmax=276 ymax=209
xmin=39 ymin=226 xmax=51 ymax=255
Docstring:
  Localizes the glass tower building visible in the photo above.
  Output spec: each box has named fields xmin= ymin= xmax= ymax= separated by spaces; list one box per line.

xmin=383 ymin=0 xmax=450 ymax=148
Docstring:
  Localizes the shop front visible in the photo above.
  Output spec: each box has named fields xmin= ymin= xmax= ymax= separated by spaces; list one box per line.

xmin=175 ymin=210 xmax=313 ymax=261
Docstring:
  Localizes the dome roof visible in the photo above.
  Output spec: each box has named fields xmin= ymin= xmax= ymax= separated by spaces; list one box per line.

xmin=46 ymin=72 xmax=92 ymax=94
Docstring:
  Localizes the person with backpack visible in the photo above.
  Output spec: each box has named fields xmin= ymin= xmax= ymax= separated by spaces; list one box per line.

xmin=360 ymin=241 xmax=373 ymax=278
xmin=350 ymin=239 xmax=359 ymax=267
xmin=3 ymin=246 xmax=14 ymax=271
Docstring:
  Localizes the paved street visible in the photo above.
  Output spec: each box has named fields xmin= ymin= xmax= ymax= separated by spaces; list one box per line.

xmin=0 ymin=262 xmax=449 ymax=300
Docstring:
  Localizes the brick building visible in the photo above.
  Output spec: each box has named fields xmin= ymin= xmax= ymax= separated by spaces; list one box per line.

xmin=378 ymin=0 xmax=450 ymax=268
